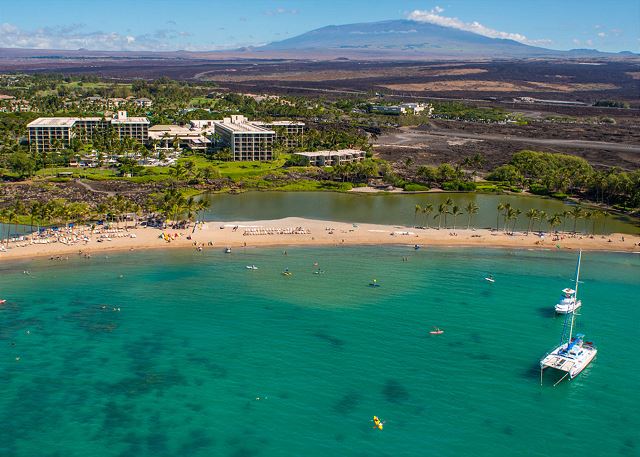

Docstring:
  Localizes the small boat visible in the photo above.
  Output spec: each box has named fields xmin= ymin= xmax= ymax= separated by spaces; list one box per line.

xmin=246 ymin=265 xmax=258 ymax=270
xmin=372 ymin=416 xmax=384 ymax=431
xmin=368 ymin=280 xmax=381 ymax=287
xmin=224 ymin=247 xmax=232 ymax=254
xmin=0 ymin=299 xmax=6 ymax=305
xmin=540 ymin=250 xmax=597 ymax=384
xmin=313 ymin=270 xmax=325 ymax=275
xmin=485 ymin=275 xmax=495 ymax=283
xmin=429 ymin=327 xmax=444 ymax=335
xmin=554 ymin=288 xmax=582 ymax=314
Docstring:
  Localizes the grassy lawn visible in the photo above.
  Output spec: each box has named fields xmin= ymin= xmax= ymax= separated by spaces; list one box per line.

xmin=32 ymin=155 xmax=292 ymax=184
xmin=36 ymin=167 xmax=118 ymax=179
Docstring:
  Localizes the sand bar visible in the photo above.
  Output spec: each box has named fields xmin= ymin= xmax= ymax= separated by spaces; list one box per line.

xmin=1 ymin=217 xmax=638 ymax=262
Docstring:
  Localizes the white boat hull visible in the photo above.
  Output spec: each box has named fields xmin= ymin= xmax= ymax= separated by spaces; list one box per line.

xmin=555 ymin=300 xmax=582 ymax=314
xmin=540 ymin=343 xmax=597 ymax=379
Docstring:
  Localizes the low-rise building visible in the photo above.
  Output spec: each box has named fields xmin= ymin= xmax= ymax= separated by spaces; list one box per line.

xmin=371 ymin=103 xmax=433 ymax=116
xmin=148 ymin=125 xmax=211 ymax=151
xmin=294 ymin=149 xmax=366 ymax=167
xmin=134 ymin=97 xmax=153 ymax=108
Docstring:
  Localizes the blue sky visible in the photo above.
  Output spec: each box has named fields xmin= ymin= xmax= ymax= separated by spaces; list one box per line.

xmin=0 ymin=0 xmax=638 ymax=52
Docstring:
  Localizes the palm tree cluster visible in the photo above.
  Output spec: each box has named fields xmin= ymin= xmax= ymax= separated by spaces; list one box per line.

xmin=411 ymin=199 xmax=611 ymax=235
xmin=498 ymin=203 xmax=609 ymax=235
xmin=152 ymin=189 xmax=210 ymax=226
xmin=168 ymin=161 xmax=222 ymax=184
xmin=413 ymin=199 xmax=480 ymax=231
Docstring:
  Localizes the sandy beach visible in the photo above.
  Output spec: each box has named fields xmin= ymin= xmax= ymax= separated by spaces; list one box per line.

xmin=1 ymin=217 xmax=639 ymax=262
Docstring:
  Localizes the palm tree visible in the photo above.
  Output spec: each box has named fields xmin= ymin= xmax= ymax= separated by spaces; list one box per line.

xmin=442 ymin=198 xmax=453 ymax=228
xmin=422 ymin=204 xmax=433 ymax=229
xmin=536 ymin=210 xmax=547 ymax=233
xmin=7 ymin=209 xmax=20 ymax=241
xmin=184 ymin=196 xmax=199 ymax=224
xmin=568 ymin=206 xmax=583 ymax=233
xmin=414 ymin=204 xmax=422 ymax=227
xmin=451 ymin=205 xmax=463 ymax=231
xmin=465 ymin=201 xmax=479 ymax=229
xmin=509 ymin=208 xmax=522 ymax=234
xmin=434 ymin=203 xmax=447 ymax=230
xmin=583 ymin=210 xmax=593 ymax=235
xmin=561 ymin=210 xmax=570 ymax=233
xmin=601 ymin=211 xmax=609 ymax=235
xmin=589 ymin=209 xmax=602 ymax=235
xmin=525 ymin=209 xmax=538 ymax=235
xmin=548 ymin=214 xmax=562 ymax=233
xmin=501 ymin=203 xmax=512 ymax=233
xmin=29 ymin=201 xmax=43 ymax=233
xmin=496 ymin=202 xmax=506 ymax=231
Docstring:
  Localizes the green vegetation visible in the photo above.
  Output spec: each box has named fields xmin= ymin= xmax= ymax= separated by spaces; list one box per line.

xmin=430 ymin=102 xmax=511 ymax=123
xmin=1 ymin=73 xmax=638 ymax=227
xmin=593 ymin=100 xmax=630 ymax=109
xmin=487 ymin=150 xmax=640 ymax=210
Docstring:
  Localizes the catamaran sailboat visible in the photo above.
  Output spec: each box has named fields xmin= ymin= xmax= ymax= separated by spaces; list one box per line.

xmin=540 ymin=250 xmax=597 ymax=384
xmin=554 ymin=288 xmax=582 ymax=314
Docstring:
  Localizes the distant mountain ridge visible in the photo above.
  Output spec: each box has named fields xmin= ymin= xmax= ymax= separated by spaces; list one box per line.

xmin=0 ymin=19 xmax=636 ymax=61
xmin=260 ymin=19 xmax=634 ymax=59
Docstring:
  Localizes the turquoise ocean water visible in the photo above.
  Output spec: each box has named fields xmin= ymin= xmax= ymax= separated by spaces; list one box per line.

xmin=1 ymin=247 xmax=639 ymax=456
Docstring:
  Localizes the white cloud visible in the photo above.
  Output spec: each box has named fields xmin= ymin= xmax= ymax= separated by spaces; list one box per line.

xmin=597 ymin=32 xmax=606 ymax=38
xmin=0 ymin=22 xmax=209 ymax=51
xmin=572 ymin=38 xmax=581 ymax=45
xmin=407 ymin=6 xmax=551 ymax=46
xmin=265 ymin=7 xmax=299 ymax=16
xmin=586 ymin=39 xmax=593 ymax=46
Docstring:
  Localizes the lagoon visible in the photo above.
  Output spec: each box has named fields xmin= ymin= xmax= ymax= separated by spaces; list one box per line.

xmin=201 ymin=192 xmax=640 ymax=234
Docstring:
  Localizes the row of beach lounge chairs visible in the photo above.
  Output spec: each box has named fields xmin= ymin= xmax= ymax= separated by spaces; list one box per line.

xmin=243 ymin=227 xmax=310 ymax=236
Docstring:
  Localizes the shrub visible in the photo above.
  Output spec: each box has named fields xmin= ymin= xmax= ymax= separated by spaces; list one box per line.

xmin=403 ymin=183 xmax=429 ymax=191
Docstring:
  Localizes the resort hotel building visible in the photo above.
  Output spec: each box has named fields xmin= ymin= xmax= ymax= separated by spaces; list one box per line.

xmin=210 ymin=115 xmax=276 ymax=161
xmin=189 ymin=116 xmax=305 ymax=160
xmin=28 ymin=111 xmax=149 ymax=153
xmin=110 ymin=111 xmax=149 ymax=144
xmin=294 ymin=149 xmax=366 ymax=167
xmin=253 ymin=120 xmax=305 ymax=147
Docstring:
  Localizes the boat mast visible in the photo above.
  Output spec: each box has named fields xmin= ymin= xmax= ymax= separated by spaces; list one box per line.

xmin=568 ymin=250 xmax=582 ymax=342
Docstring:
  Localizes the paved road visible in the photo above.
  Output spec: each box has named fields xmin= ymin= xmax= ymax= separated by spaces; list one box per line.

xmin=378 ymin=128 xmax=640 ymax=153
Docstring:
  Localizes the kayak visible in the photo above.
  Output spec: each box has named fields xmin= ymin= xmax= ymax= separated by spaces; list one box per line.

xmin=282 ymin=271 xmax=293 ymax=276
xmin=429 ymin=328 xmax=444 ymax=335
xmin=246 ymin=265 xmax=258 ymax=270
xmin=373 ymin=416 xmax=383 ymax=430
xmin=485 ymin=277 xmax=495 ymax=283
xmin=369 ymin=283 xmax=381 ymax=287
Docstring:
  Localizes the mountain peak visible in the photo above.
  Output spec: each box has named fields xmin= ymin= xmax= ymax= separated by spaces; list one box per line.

xmin=261 ymin=19 xmax=612 ymax=59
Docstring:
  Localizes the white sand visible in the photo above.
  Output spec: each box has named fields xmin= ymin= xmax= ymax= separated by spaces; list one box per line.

xmin=1 ymin=217 xmax=638 ymax=262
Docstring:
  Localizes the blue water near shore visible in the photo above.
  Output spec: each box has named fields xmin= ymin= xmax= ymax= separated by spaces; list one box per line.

xmin=1 ymin=247 xmax=639 ymax=457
